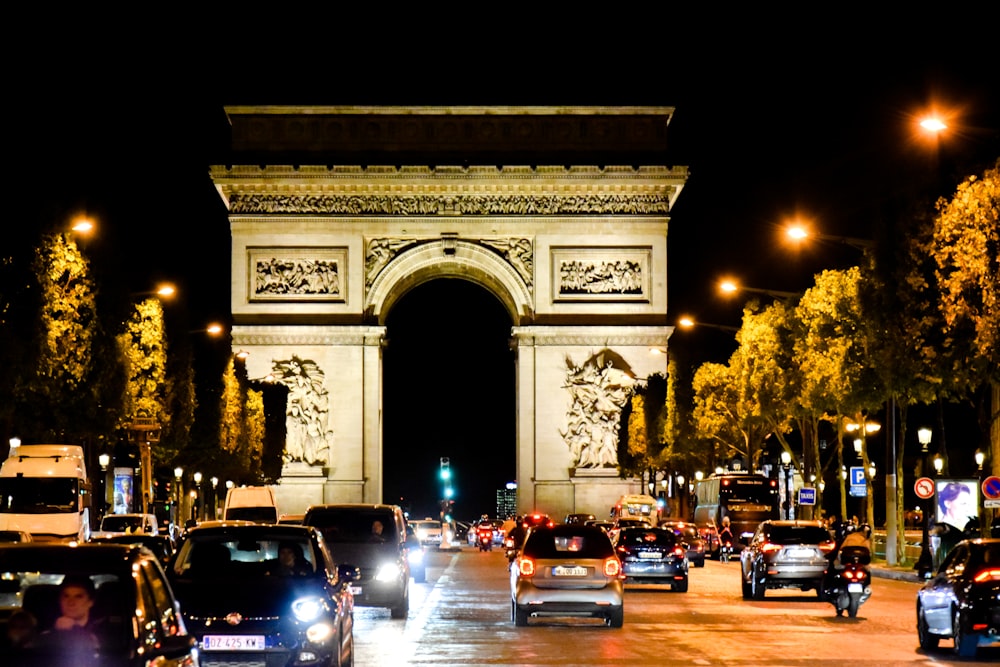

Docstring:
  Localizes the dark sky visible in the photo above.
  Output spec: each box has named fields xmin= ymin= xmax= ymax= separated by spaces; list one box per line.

xmin=10 ymin=19 xmax=998 ymax=519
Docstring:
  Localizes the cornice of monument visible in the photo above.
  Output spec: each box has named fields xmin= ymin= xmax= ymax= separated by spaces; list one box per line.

xmin=224 ymin=105 xmax=676 ymax=116
xmin=212 ymin=165 xmax=687 ymax=215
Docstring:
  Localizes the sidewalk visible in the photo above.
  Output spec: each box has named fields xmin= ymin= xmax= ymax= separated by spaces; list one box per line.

xmin=869 ymin=559 xmax=924 ymax=583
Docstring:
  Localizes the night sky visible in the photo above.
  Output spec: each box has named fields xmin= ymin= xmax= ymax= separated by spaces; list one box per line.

xmin=9 ymin=18 xmax=998 ymax=519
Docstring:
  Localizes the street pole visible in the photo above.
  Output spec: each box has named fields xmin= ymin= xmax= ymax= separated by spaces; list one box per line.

xmin=915 ymin=428 xmax=934 ymax=579
xmin=885 ymin=398 xmax=898 ymax=565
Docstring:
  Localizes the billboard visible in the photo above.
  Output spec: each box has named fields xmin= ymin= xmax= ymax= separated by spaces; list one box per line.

xmin=934 ymin=478 xmax=980 ymax=531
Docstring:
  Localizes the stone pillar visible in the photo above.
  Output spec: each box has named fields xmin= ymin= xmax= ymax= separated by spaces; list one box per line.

xmin=362 ymin=327 xmax=386 ymax=503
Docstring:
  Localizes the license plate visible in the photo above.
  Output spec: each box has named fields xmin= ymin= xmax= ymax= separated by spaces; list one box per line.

xmin=203 ymin=635 xmax=266 ymax=651
xmin=847 ymin=583 xmax=863 ymax=593
xmin=786 ymin=548 xmax=812 ymax=558
xmin=639 ymin=552 xmax=663 ymax=559
xmin=349 ymin=585 xmax=363 ymax=595
xmin=553 ymin=566 xmax=587 ymax=576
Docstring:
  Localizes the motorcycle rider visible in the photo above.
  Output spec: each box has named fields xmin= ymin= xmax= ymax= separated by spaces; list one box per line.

xmin=717 ymin=517 xmax=734 ymax=559
xmin=823 ymin=523 xmax=871 ymax=614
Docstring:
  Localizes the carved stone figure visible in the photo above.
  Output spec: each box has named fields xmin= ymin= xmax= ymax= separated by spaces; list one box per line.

xmin=559 ymin=351 xmax=636 ymax=469
xmin=271 ymin=356 xmax=333 ymax=466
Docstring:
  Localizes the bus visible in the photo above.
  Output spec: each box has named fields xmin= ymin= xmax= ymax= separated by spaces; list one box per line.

xmin=693 ymin=472 xmax=779 ymax=545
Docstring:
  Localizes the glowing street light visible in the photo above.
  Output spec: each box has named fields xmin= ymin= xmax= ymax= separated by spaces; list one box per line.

xmin=676 ymin=316 xmax=738 ymax=333
xmin=718 ymin=279 xmax=797 ymax=300
xmin=784 ymin=223 xmax=874 ymax=251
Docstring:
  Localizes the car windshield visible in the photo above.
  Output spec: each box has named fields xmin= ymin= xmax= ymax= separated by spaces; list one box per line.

xmin=618 ymin=529 xmax=676 ymax=547
xmin=768 ymin=525 xmax=831 ymax=544
xmin=306 ymin=509 xmax=397 ymax=543
xmin=174 ymin=533 xmax=316 ymax=577
xmin=101 ymin=516 xmax=145 ymax=532
xmin=523 ymin=528 xmax=613 ymax=558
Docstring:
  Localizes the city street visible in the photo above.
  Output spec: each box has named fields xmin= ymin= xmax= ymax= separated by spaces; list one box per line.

xmin=353 ymin=544 xmax=998 ymax=666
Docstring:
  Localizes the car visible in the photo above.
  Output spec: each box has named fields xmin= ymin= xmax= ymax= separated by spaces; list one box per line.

xmin=303 ymin=503 xmax=411 ymax=618
xmin=167 ymin=522 xmax=357 ymax=667
xmin=0 ymin=529 xmax=32 ymax=543
xmin=916 ymin=537 xmax=1000 ymax=658
xmin=697 ymin=522 xmax=721 ymax=558
xmin=510 ymin=523 xmax=624 ymax=627
xmin=94 ymin=512 xmax=158 ymax=539
xmin=585 ymin=519 xmax=615 ymax=533
xmin=410 ymin=518 xmax=444 ymax=547
xmin=0 ymin=541 xmax=199 ymax=666
xmin=740 ymin=519 xmax=835 ymax=600
xmin=607 ymin=517 xmax=653 ymax=543
xmin=613 ymin=526 xmax=689 ymax=591
xmin=89 ymin=532 xmax=175 ymax=567
xmin=660 ymin=520 xmax=708 ymax=567
xmin=404 ymin=524 xmax=427 ymax=583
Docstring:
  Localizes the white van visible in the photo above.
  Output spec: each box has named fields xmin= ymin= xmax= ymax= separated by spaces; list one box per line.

xmin=611 ymin=494 xmax=660 ymax=526
xmin=0 ymin=444 xmax=91 ymax=543
xmin=223 ymin=485 xmax=279 ymax=523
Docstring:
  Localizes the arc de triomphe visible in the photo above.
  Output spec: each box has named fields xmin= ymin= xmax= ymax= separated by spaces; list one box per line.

xmin=211 ymin=106 xmax=687 ymax=519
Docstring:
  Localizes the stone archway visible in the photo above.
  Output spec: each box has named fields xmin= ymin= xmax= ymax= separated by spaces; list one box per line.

xmin=214 ymin=106 xmax=687 ymax=520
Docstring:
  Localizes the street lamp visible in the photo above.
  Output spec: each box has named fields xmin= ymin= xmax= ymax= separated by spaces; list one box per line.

xmin=780 ymin=451 xmax=793 ymax=520
xmin=917 ymin=427 xmax=932 ymax=453
xmin=676 ymin=316 xmax=739 ymax=333
xmin=193 ymin=472 xmax=203 ymax=521
xmin=784 ymin=223 xmax=874 ymax=251
xmin=174 ymin=467 xmax=183 ymax=527
xmin=975 ymin=450 xmax=985 ymax=472
xmin=718 ymin=279 xmax=798 ymax=300
xmin=932 ymin=455 xmax=944 ymax=475
xmin=210 ymin=477 xmax=219 ymax=520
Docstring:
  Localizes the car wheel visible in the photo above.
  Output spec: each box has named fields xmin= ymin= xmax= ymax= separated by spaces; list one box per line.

xmin=741 ymin=571 xmax=752 ymax=599
xmin=751 ymin=568 xmax=765 ymax=600
xmin=952 ymin=607 xmax=978 ymax=658
xmin=390 ymin=588 xmax=409 ymax=620
xmin=673 ymin=577 xmax=689 ymax=593
xmin=695 ymin=558 xmax=705 ymax=568
xmin=607 ymin=606 xmax=624 ymax=628
xmin=917 ymin=606 xmax=938 ymax=651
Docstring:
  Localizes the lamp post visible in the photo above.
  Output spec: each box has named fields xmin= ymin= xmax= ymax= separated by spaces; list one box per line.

xmin=98 ymin=453 xmax=111 ymax=520
xmin=210 ymin=476 xmax=219 ymax=520
xmin=173 ymin=467 xmax=183 ymax=528
xmin=193 ymin=472 xmax=203 ymax=521
xmin=915 ymin=428 xmax=934 ymax=578
xmin=780 ymin=451 xmax=793 ymax=519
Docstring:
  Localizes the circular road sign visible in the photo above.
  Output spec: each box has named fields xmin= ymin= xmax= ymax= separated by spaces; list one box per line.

xmin=914 ymin=477 xmax=935 ymax=500
xmin=982 ymin=476 xmax=1000 ymax=500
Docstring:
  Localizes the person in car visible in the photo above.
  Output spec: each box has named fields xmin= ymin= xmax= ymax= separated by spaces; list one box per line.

xmin=370 ymin=520 xmax=386 ymax=542
xmin=274 ymin=542 xmax=311 ymax=575
xmin=41 ymin=576 xmax=109 ymax=649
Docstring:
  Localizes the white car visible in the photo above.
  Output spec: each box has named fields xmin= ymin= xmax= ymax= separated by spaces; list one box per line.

xmin=95 ymin=512 xmax=159 ymax=538
xmin=411 ymin=519 xmax=444 ymax=546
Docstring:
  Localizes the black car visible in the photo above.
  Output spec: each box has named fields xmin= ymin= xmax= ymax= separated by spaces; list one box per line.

xmin=916 ymin=537 xmax=1000 ymax=658
xmin=90 ymin=532 xmax=175 ymax=567
xmin=740 ymin=520 xmax=834 ymax=599
xmin=613 ymin=527 xmax=689 ymax=591
xmin=167 ymin=522 xmax=357 ymax=667
xmin=0 ymin=542 xmax=198 ymax=666
xmin=660 ymin=521 xmax=707 ymax=568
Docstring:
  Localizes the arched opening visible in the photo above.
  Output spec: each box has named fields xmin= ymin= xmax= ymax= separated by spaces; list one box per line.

xmin=382 ymin=278 xmax=515 ymax=520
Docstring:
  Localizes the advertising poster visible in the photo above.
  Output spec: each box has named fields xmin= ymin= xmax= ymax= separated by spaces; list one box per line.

xmin=113 ymin=468 xmax=134 ymax=514
xmin=934 ymin=478 xmax=979 ymax=531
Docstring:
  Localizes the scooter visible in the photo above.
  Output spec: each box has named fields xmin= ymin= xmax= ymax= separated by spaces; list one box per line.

xmin=719 ymin=540 xmax=733 ymax=563
xmin=824 ymin=546 xmax=872 ymax=618
xmin=477 ymin=527 xmax=493 ymax=552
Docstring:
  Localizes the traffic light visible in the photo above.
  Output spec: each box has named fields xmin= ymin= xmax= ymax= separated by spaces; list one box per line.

xmin=439 ymin=457 xmax=451 ymax=481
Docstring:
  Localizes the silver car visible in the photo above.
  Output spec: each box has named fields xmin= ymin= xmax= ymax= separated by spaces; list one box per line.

xmin=740 ymin=520 xmax=835 ymax=599
xmin=510 ymin=524 xmax=624 ymax=627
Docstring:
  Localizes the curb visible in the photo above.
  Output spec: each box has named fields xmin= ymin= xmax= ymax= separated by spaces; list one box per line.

xmin=870 ymin=566 xmax=924 ymax=583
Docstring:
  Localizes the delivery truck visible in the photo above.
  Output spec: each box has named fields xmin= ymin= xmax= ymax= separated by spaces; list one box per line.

xmin=0 ymin=444 xmax=92 ymax=543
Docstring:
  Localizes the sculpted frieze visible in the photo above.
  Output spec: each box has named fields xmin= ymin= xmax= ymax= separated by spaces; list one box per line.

xmin=229 ymin=193 xmax=671 ymax=216
xmin=366 ymin=237 xmax=533 ymax=291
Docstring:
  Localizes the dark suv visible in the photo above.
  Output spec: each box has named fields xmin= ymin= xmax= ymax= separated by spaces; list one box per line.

xmin=304 ymin=503 xmax=410 ymax=618
xmin=740 ymin=520 xmax=835 ymax=599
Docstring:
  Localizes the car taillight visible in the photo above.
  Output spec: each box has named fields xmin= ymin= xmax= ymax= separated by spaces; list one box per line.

xmin=616 ymin=545 xmax=628 ymax=554
xmin=504 ymin=537 xmax=514 ymax=548
xmin=761 ymin=542 xmax=782 ymax=554
xmin=973 ymin=568 xmax=1000 ymax=583
xmin=673 ymin=547 xmax=685 ymax=558
xmin=518 ymin=557 xmax=535 ymax=577
xmin=604 ymin=558 xmax=622 ymax=577
xmin=819 ymin=541 xmax=836 ymax=553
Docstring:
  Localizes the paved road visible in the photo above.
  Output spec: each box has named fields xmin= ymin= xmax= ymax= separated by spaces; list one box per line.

xmin=352 ymin=545 xmax=997 ymax=666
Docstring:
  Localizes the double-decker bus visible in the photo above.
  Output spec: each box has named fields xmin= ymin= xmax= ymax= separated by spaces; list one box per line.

xmin=693 ymin=472 xmax=779 ymax=544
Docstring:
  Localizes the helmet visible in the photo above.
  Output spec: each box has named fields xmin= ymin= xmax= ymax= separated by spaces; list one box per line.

xmin=721 ymin=516 xmax=730 ymax=527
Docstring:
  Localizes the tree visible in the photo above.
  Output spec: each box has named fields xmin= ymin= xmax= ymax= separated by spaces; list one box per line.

xmin=118 ymin=298 xmax=168 ymax=427
xmin=928 ymin=161 xmax=1000 ymax=478
xmin=13 ymin=232 xmax=123 ymax=443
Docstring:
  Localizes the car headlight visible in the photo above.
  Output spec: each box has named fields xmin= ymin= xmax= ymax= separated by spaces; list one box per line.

xmin=292 ymin=596 xmax=325 ymax=623
xmin=305 ymin=622 xmax=334 ymax=643
xmin=376 ymin=562 xmax=402 ymax=582
xmin=408 ymin=549 xmax=425 ymax=565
